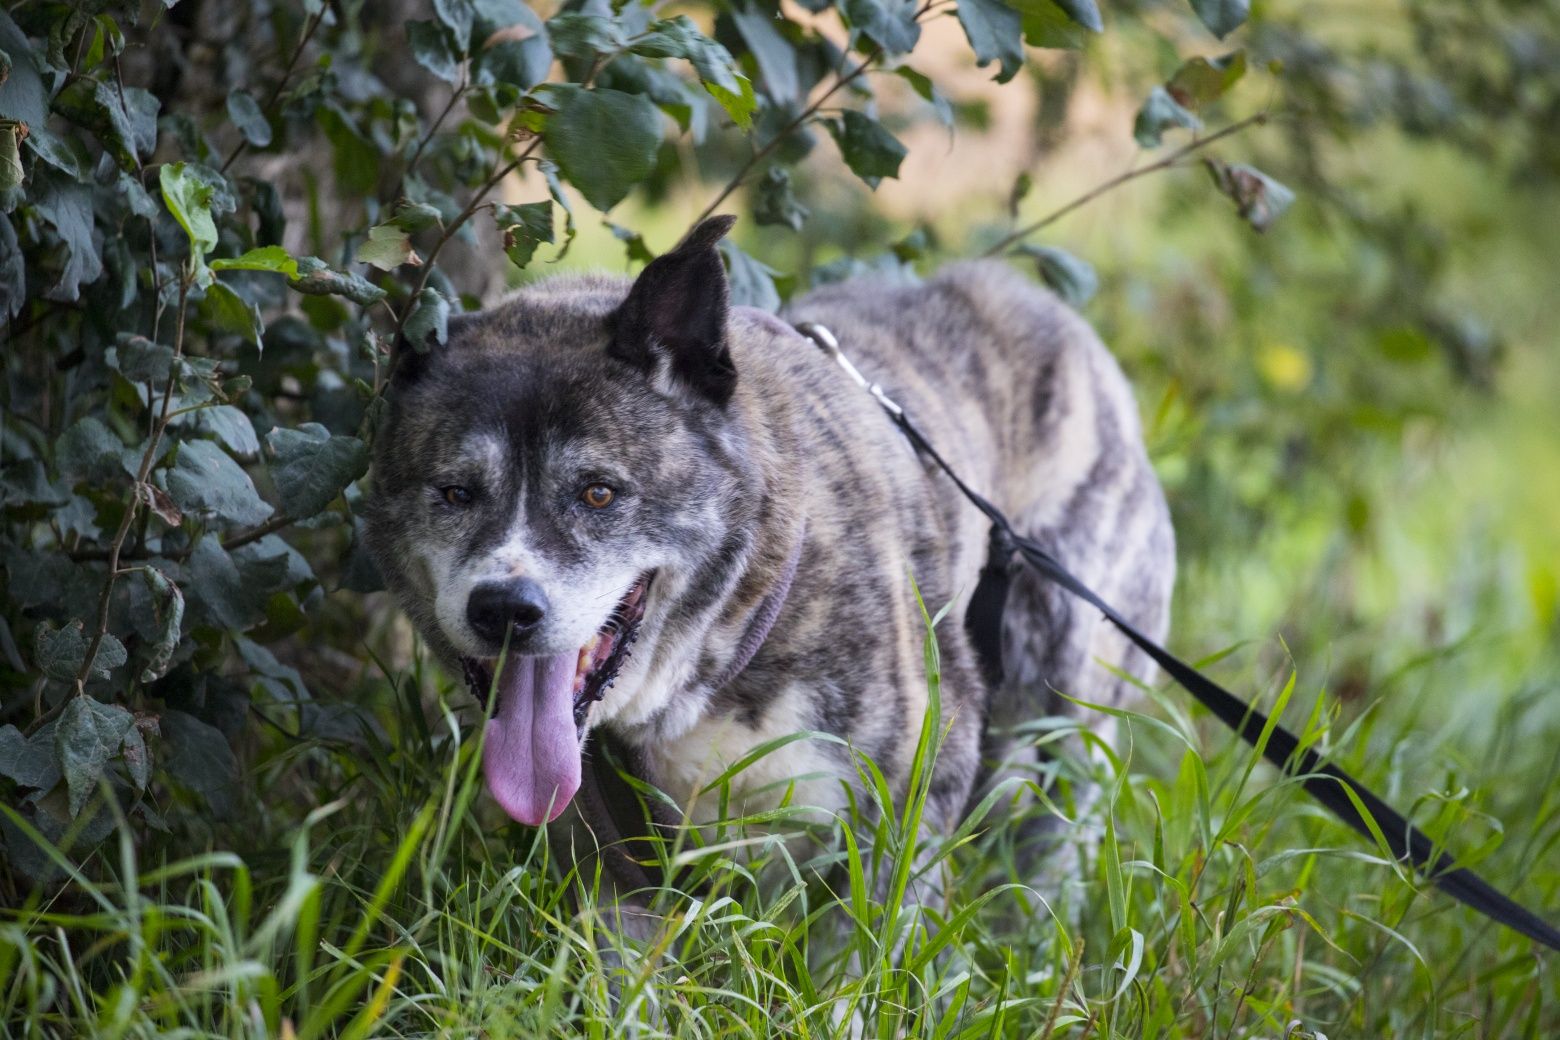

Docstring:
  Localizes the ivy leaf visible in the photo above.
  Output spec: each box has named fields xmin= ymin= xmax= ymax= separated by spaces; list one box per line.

xmin=354 ymin=223 xmax=422 ymax=271
xmin=120 ymin=717 xmax=155 ymax=791
xmin=403 ymin=287 xmax=451 ymax=352
xmin=1051 ymin=0 xmax=1103 ymax=32
xmin=407 ymin=19 xmax=462 ymax=85
xmin=210 ymin=245 xmax=299 ymax=276
xmin=0 ymin=213 xmax=20 ymax=320
xmin=948 ymin=0 xmax=1023 ymax=83
xmin=140 ymin=568 xmax=185 ymax=683
xmin=0 ymin=722 xmax=62 ymax=791
xmin=0 ymin=125 xmax=22 ymax=210
xmin=54 ymin=80 xmax=160 ymax=167
xmin=225 ymin=89 xmax=272 ymax=147
xmin=1167 ymin=51 xmax=1247 ymax=109
xmin=895 ymin=66 xmax=954 ymax=127
xmin=163 ymin=439 xmax=273 ymax=527
xmin=470 ymin=0 xmax=551 ymax=90
xmin=825 ymin=111 xmax=907 ymax=188
xmin=178 ymin=404 xmax=260 ymax=458
xmin=265 ymin=423 xmax=369 ymax=519
xmin=1013 ymin=0 xmax=1089 ymax=49
xmin=546 ymin=13 xmax=626 ymax=58
xmin=161 ymin=710 xmax=239 ymax=817
xmin=201 ymin=281 xmax=263 ymax=345
xmin=607 ymin=222 xmax=655 ymax=266
xmin=1134 ymin=86 xmax=1202 ymax=147
xmin=719 ymin=239 xmax=781 ymax=313
xmin=433 ymin=0 xmax=476 ymax=47
xmin=34 ymin=622 xmax=88 ymax=683
xmin=1189 ymin=0 xmax=1249 ymax=40
xmin=0 ymin=12 xmax=48 ymax=128
xmin=288 ymin=256 xmax=387 ymax=305
xmin=56 ymin=696 xmax=134 ymax=817
xmin=108 ymin=334 xmax=174 ymax=384
xmin=494 ymin=200 xmax=553 ymax=268
xmin=1018 ymin=244 xmax=1099 ymax=306
xmin=57 ymin=417 xmax=125 ymax=483
xmin=186 ymin=539 xmax=267 ymax=630
xmin=541 ymin=86 xmax=662 ymax=212
xmin=754 ymin=166 xmax=809 ymax=231
xmin=1205 ymin=159 xmax=1294 ymax=232
xmin=23 ymin=125 xmax=80 ymax=178
xmin=840 ymin=0 xmax=922 ymax=56
xmin=32 ymin=173 xmax=103 ymax=301
xmin=159 ymin=161 xmax=222 ymax=262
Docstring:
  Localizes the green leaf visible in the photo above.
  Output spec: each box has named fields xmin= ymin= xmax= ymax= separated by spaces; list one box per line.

xmin=895 ymin=66 xmax=953 ymax=127
xmin=539 ymin=159 xmax=576 ymax=259
xmin=1189 ymin=0 xmax=1249 ymax=40
xmin=470 ymin=0 xmax=551 ymax=90
xmin=387 ymin=200 xmax=443 ymax=233
xmin=729 ymin=3 xmax=800 ymax=105
xmin=606 ymin=221 xmax=654 ymax=266
xmin=108 ymin=334 xmax=174 ymax=384
xmin=160 ymin=710 xmax=239 ymax=817
xmin=139 ymin=567 xmax=185 ymax=683
xmin=54 ymin=80 xmax=159 ymax=167
xmin=1052 ymin=0 xmax=1103 ymax=32
xmin=201 ymin=281 xmax=263 ymax=345
xmin=186 ymin=539 xmax=266 ymax=630
xmin=23 ymin=125 xmax=79 ymax=177
xmin=32 ymin=173 xmax=103 ymax=300
xmin=265 ymin=423 xmax=369 ymax=519
xmin=540 ymin=86 xmax=662 ymax=212
xmin=34 ymin=622 xmax=85 ymax=682
xmin=1205 ymin=159 xmax=1294 ymax=232
xmin=1134 ymin=86 xmax=1202 ymax=147
xmin=753 ymin=166 xmax=809 ymax=231
xmin=403 ymin=287 xmax=451 ymax=352
xmin=210 ymin=245 xmax=299 ymax=276
xmin=288 ymin=256 xmax=388 ymax=305
xmin=57 ymin=417 xmax=125 ymax=483
xmin=178 ymin=404 xmax=260 ymax=457
xmin=0 ymin=722 xmax=62 ymax=791
xmin=159 ymin=161 xmax=221 ymax=262
xmin=825 ymin=111 xmax=906 ymax=188
xmin=719 ymin=239 xmax=781 ymax=312
xmin=354 ymin=223 xmax=421 ymax=271
xmin=1018 ymin=244 xmax=1098 ymax=306
xmin=956 ymin=0 xmax=1023 ymax=82
xmin=0 ymin=123 xmax=22 ymax=202
xmin=407 ymin=19 xmax=462 ymax=85
xmin=546 ymin=13 xmax=625 ymax=59
xmin=163 ymin=439 xmax=273 ymax=527
xmin=0 ymin=12 xmax=48 ymax=128
xmin=225 ymin=88 xmax=272 ymax=147
xmin=840 ymin=0 xmax=921 ymax=56
xmin=433 ymin=0 xmax=476 ymax=47
xmin=1167 ymin=50 xmax=1247 ymax=109
xmin=703 ymin=72 xmax=757 ymax=132
xmin=55 ymin=697 xmax=134 ymax=817
xmin=494 ymin=200 xmax=553 ymax=268
xmin=1011 ymin=0 xmax=1089 ymax=49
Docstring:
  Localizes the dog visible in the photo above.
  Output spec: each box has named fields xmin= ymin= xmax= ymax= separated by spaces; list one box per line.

xmin=363 ymin=216 xmax=1174 ymax=926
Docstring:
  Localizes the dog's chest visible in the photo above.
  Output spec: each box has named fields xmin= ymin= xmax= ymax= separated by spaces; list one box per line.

xmin=636 ymin=682 xmax=849 ymax=829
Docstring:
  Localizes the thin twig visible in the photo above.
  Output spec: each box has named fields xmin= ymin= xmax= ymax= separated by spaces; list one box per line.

xmin=691 ymin=0 xmax=942 ymax=226
xmin=219 ymin=7 xmax=326 ymax=175
xmin=396 ymin=81 xmax=468 ymax=198
xmin=980 ymin=112 xmax=1270 ymax=259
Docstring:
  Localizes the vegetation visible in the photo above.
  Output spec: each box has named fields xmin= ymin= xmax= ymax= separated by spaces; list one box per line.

xmin=2 ymin=0 xmax=1557 ymax=1035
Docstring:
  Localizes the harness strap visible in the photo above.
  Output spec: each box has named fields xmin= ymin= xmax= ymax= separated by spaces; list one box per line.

xmin=796 ymin=321 xmax=1560 ymax=953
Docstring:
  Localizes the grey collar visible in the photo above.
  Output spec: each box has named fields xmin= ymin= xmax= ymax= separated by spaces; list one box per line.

xmin=707 ymin=524 xmax=806 ymax=693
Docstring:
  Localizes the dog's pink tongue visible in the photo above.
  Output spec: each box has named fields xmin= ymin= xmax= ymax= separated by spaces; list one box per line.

xmin=482 ymin=652 xmax=581 ymax=826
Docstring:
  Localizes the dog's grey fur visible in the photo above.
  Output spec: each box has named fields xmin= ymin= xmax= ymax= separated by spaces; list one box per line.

xmin=364 ymin=219 xmax=1174 ymax=913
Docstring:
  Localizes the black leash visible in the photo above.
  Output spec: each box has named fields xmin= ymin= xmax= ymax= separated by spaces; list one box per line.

xmin=795 ymin=322 xmax=1560 ymax=953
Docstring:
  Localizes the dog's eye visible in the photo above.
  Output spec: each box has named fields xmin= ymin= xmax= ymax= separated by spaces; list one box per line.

xmin=441 ymin=485 xmax=474 ymax=507
xmin=580 ymin=483 xmax=615 ymax=509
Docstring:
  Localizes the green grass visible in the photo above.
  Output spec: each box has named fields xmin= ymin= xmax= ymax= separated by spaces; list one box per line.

xmin=3 ymin=542 xmax=1558 ymax=1037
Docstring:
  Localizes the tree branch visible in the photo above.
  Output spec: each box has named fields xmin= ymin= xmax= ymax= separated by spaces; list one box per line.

xmin=980 ymin=112 xmax=1270 ymax=259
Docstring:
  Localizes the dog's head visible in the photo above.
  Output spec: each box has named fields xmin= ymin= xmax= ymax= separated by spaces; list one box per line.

xmin=364 ymin=217 xmax=756 ymax=826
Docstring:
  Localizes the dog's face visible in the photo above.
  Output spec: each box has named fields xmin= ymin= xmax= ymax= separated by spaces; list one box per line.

xmin=364 ymin=218 xmax=752 ymax=826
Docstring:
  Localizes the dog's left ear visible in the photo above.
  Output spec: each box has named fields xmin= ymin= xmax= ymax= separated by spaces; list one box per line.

xmin=609 ymin=215 xmax=737 ymax=407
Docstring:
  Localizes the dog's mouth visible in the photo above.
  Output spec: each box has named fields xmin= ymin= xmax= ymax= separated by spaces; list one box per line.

xmin=463 ymin=573 xmax=653 ymax=827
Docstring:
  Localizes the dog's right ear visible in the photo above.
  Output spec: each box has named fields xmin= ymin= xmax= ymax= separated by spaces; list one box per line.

xmin=608 ymin=215 xmax=737 ymax=407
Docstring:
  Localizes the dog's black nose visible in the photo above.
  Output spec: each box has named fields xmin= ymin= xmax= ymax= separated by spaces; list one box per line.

xmin=467 ymin=578 xmax=549 ymax=647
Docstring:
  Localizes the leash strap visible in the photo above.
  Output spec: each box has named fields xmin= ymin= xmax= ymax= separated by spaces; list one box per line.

xmin=795 ymin=322 xmax=1560 ymax=952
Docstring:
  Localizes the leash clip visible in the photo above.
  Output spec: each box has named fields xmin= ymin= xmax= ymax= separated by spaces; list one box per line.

xmin=796 ymin=321 xmax=904 ymax=419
